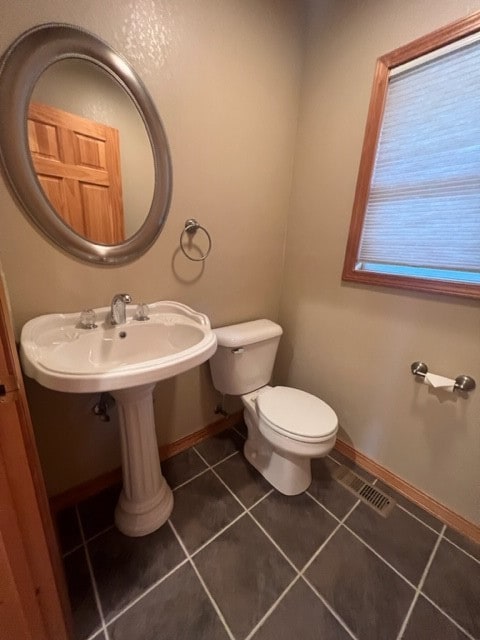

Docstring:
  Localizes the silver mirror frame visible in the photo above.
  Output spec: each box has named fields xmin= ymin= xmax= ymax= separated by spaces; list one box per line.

xmin=0 ymin=23 xmax=172 ymax=265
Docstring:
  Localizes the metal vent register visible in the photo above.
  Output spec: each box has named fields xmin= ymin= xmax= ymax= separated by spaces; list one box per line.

xmin=333 ymin=465 xmax=396 ymax=517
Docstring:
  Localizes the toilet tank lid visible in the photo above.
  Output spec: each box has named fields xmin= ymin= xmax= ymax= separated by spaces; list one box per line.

xmin=213 ymin=319 xmax=282 ymax=348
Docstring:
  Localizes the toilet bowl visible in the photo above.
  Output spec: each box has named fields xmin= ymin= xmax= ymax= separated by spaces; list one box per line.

xmin=209 ymin=319 xmax=338 ymax=495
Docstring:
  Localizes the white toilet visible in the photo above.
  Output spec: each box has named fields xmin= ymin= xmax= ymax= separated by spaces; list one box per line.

xmin=209 ymin=319 xmax=338 ymax=495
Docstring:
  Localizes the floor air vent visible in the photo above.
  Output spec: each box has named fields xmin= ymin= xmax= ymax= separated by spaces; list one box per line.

xmin=333 ymin=465 xmax=396 ymax=517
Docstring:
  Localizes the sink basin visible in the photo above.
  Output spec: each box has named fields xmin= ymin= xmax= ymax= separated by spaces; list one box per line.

xmin=20 ymin=300 xmax=218 ymax=537
xmin=20 ymin=300 xmax=217 ymax=393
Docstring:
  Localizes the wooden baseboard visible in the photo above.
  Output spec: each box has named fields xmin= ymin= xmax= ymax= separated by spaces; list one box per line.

xmin=50 ymin=416 xmax=478 ymax=545
xmin=335 ymin=439 xmax=480 ymax=544
xmin=49 ymin=411 xmax=243 ymax=513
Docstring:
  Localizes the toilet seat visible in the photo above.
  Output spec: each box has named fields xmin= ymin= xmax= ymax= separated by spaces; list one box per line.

xmin=256 ymin=386 xmax=338 ymax=444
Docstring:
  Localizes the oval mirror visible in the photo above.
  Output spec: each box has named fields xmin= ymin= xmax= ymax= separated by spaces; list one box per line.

xmin=0 ymin=23 xmax=172 ymax=265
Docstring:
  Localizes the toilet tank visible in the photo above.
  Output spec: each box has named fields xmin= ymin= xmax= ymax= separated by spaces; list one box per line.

xmin=209 ymin=319 xmax=283 ymax=395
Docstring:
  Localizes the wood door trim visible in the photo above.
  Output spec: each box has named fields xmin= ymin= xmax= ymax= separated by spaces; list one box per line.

xmin=0 ymin=271 xmax=70 ymax=638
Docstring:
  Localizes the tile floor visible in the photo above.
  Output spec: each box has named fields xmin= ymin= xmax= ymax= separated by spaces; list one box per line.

xmin=56 ymin=425 xmax=480 ymax=640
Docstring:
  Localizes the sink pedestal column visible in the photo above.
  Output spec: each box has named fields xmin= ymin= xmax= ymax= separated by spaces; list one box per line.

xmin=111 ymin=383 xmax=173 ymax=537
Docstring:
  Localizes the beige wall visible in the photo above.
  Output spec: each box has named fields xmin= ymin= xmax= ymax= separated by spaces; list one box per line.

xmin=0 ymin=0 xmax=304 ymax=494
xmin=278 ymin=0 xmax=480 ymax=524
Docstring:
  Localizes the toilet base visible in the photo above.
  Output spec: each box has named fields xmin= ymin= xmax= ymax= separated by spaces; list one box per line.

xmin=244 ymin=437 xmax=311 ymax=495
xmin=242 ymin=395 xmax=336 ymax=496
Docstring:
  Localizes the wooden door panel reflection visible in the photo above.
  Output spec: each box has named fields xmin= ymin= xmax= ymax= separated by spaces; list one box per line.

xmin=28 ymin=101 xmax=125 ymax=244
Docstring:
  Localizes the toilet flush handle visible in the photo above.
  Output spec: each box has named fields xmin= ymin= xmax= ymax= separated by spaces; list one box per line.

xmin=232 ymin=347 xmax=244 ymax=354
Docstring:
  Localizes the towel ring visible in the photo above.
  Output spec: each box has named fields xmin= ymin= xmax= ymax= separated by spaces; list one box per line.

xmin=180 ymin=219 xmax=212 ymax=261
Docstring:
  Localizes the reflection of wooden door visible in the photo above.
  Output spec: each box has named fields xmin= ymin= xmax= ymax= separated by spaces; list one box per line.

xmin=0 ymin=270 xmax=70 ymax=639
xmin=28 ymin=101 xmax=125 ymax=244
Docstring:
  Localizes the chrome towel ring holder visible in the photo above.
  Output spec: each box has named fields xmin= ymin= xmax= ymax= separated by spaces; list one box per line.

xmin=179 ymin=219 xmax=212 ymax=261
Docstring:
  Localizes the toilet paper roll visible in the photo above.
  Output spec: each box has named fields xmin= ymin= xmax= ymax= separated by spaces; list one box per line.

xmin=424 ymin=372 xmax=455 ymax=392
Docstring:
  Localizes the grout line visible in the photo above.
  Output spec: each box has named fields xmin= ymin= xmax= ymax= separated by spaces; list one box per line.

xmin=305 ymin=490 xmax=352 ymax=525
xmin=172 ymin=450 xmax=239 ymax=492
xmin=301 ymin=576 xmax=359 ymax=640
xmin=190 ymin=489 xmax=275 ymax=559
xmin=193 ymin=446 xmax=239 ymax=470
xmin=191 ymin=511 xmax=247 ymax=556
xmin=62 ymin=542 xmax=84 ymax=558
xmin=85 ymin=524 xmax=116 ymax=545
xmin=202 ymin=459 xmax=300 ymax=572
xmin=396 ymin=503 xmax=442 ymax=536
xmin=247 ymin=500 xmax=361 ymax=640
xmin=168 ymin=520 xmax=235 ymax=640
xmin=172 ymin=467 xmax=210 ymax=491
xmin=395 ymin=524 xmax=446 ymax=640
xmin=300 ymin=500 xmax=360 ymax=575
xmin=246 ymin=510 xmax=299 ymax=573
xmin=104 ymin=556 xmax=190 ymax=628
xmin=191 ymin=444 xmax=209 ymax=464
xmin=233 ymin=424 xmax=247 ymax=440
xmin=342 ymin=522 xmax=416 ymax=590
xmin=192 ymin=445 xmax=218 ymax=468
xmin=75 ymin=507 xmax=111 ymax=640
xmin=211 ymin=450 xmax=239 ymax=468
xmin=243 ymin=575 xmax=301 ymax=640
xmin=297 ymin=500 xmax=361 ymax=640
xmin=442 ymin=535 xmax=480 ymax=566
xmin=419 ymin=591 xmax=478 ymax=640
xmin=249 ymin=488 xmax=275 ymax=508
xmin=63 ymin=524 xmax=117 ymax=559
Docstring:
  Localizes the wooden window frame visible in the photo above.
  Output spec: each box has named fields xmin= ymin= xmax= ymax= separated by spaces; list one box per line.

xmin=342 ymin=11 xmax=480 ymax=299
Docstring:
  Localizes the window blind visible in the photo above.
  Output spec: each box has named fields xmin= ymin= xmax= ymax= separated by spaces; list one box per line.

xmin=356 ymin=37 xmax=480 ymax=284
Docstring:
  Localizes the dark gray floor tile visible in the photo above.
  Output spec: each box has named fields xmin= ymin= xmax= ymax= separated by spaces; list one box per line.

xmin=194 ymin=428 xmax=244 ymax=465
xmin=77 ymin=484 xmax=121 ymax=540
xmin=215 ymin=451 xmax=271 ymax=508
xmin=345 ymin=500 xmax=438 ymax=584
xmin=194 ymin=514 xmax=296 ymax=639
xmin=403 ymin=595 xmax=470 ymax=640
xmin=375 ymin=480 xmax=443 ymax=532
xmin=56 ymin=506 xmax=82 ymax=554
xmin=88 ymin=522 xmax=185 ymax=622
xmin=162 ymin=447 xmax=207 ymax=489
xmin=308 ymin=457 xmax=358 ymax=519
xmin=234 ymin=421 xmax=248 ymax=438
xmin=251 ymin=491 xmax=337 ymax=569
xmin=169 ymin=470 xmax=243 ymax=553
xmin=329 ymin=448 xmax=376 ymax=481
xmin=305 ymin=526 xmax=414 ymax=639
xmin=252 ymin=578 xmax=352 ymax=640
xmin=423 ymin=538 xmax=480 ymax=638
xmin=90 ymin=633 xmax=106 ymax=640
xmin=108 ymin=563 xmax=229 ymax=640
xmin=445 ymin=527 xmax=480 ymax=562
xmin=64 ymin=546 xmax=101 ymax=640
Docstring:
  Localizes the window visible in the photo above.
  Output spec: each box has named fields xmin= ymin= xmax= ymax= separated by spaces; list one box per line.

xmin=343 ymin=12 xmax=480 ymax=299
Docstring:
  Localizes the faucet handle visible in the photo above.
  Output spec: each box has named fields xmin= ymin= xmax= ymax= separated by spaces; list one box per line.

xmin=78 ymin=309 xmax=97 ymax=329
xmin=135 ymin=303 xmax=150 ymax=321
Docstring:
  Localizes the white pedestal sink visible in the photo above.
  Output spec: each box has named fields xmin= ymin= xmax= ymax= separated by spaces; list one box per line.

xmin=20 ymin=301 xmax=217 ymax=537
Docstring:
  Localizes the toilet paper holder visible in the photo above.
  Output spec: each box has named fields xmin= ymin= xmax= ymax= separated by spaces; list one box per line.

xmin=410 ymin=361 xmax=476 ymax=393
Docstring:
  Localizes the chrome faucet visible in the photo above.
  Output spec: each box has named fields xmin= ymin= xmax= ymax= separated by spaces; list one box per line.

xmin=110 ymin=293 xmax=132 ymax=325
